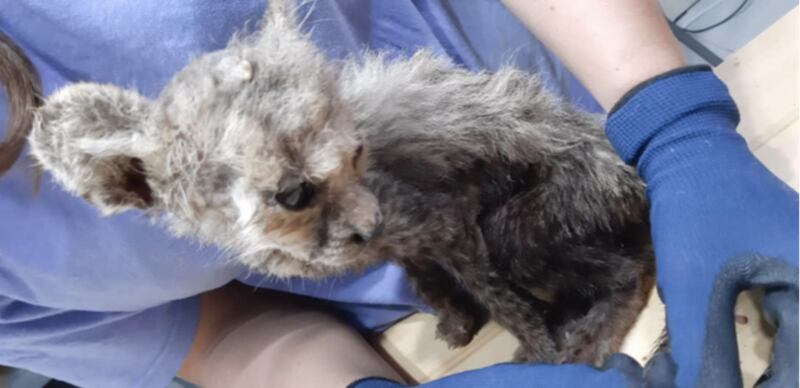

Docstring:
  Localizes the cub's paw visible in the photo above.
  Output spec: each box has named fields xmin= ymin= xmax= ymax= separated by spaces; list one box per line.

xmin=435 ymin=314 xmax=484 ymax=349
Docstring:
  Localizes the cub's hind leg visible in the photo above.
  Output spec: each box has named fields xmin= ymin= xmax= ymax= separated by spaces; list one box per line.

xmin=474 ymin=277 xmax=558 ymax=363
xmin=550 ymin=252 xmax=655 ymax=366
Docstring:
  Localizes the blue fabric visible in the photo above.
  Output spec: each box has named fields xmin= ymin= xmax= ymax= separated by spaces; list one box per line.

xmin=0 ymin=0 xmax=598 ymax=386
xmin=606 ymin=68 xmax=799 ymax=387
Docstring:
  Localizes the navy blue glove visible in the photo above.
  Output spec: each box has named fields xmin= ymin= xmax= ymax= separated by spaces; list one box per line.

xmin=349 ymin=354 xmax=647 ymax=388
xmin=606 ymin=66 xmax=798 ymax=387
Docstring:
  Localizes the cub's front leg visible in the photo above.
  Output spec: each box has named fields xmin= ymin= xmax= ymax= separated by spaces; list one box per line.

xmin=400 ymin=259 xmax=489 ymax=348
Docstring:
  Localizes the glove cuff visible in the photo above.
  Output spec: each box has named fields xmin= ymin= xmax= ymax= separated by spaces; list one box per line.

xmin=605 ymin=65 xmax=739 ymax=166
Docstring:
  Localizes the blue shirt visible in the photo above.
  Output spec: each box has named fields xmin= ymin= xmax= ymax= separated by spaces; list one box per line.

xmin=0 ymin=1 xmax=599 ymax=386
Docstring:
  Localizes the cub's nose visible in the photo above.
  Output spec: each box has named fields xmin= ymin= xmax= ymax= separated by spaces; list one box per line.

xmin=348 ymin=209 xmax=383 ymax=244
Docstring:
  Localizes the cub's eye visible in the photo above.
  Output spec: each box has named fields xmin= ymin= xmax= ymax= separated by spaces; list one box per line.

xmin=275 ymin=181 xmax=316 ymax=211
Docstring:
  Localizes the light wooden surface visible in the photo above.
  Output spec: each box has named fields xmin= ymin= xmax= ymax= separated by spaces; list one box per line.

xmin=373 ymin=7 xmax=799 ymax=386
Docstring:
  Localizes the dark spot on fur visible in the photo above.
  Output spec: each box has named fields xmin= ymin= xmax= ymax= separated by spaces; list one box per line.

xmin=314 ymin=205 xmax=331 ymax=250
xmin=352 ymin=144 xmax=363 ymax=168
xmin=123 ymin=157 xmax=154 ymax=207
xmin=212 ymin=165 xmax=235 ymax=191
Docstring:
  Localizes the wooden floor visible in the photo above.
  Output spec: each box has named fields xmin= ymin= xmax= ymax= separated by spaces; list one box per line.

xmin=373 ymin=7 xmax=798 ymax=388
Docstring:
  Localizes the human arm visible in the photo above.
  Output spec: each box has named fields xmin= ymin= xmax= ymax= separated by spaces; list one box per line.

xmin=500 ymin=0 xmax=685 ymax=110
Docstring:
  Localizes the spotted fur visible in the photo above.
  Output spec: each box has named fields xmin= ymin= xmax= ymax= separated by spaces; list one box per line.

xmin=26 ymin=0 xmax=654 ymax=365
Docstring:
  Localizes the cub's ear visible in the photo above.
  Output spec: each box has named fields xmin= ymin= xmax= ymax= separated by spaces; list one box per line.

xmin=29 ymin=83 xmax=159 ymax=215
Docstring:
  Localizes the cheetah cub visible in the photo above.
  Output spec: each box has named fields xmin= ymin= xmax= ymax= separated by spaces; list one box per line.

xmin=28 ymin=0 xmax=654 ymax=364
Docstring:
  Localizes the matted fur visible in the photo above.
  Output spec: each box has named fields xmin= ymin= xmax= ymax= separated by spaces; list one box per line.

xmin=27 ymin=0 xmax=654 ymax=365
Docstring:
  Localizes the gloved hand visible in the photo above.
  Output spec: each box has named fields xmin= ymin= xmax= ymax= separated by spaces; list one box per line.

xmin=605 ymin=66 xmax=799 ymax=387
xmin=349 ymin=353 xmax=648 ymax=388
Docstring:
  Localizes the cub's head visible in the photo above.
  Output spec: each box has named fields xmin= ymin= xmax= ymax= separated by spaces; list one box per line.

xmin=29 ymin=1 xmax=381 ymax=278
